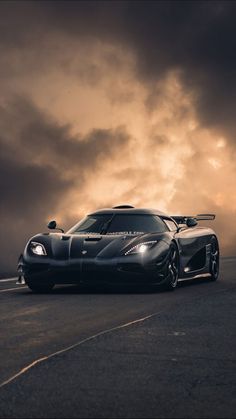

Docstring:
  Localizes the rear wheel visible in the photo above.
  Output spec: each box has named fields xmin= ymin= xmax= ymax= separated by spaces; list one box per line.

xmin=26 ymin=280 xmax=54 ymax=293
xmin=209 ymin=237 xmax=219 ymax=281
xmin=163 ymin=244 xmax=179 ymax=291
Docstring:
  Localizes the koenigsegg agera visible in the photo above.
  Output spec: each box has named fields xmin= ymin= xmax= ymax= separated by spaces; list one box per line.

xmin=18 ymin=205 xmax=219 ymax=292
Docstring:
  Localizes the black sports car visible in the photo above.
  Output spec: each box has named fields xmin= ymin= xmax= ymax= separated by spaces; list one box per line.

xmin=17 ymin=205 xmax=219 ymax=292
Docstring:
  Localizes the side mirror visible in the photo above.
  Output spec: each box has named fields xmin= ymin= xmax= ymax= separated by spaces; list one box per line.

xmin=47 ymin=220 xmax=57 ymax=230
xmin=186 ymin=217 xmax=198 ymax=228
xmin=47 ymin=220 xmax=64 ymax=233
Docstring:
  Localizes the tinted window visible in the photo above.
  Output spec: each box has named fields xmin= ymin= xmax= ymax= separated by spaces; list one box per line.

xmin=107 ymin=215 xmax=167 ymax=234
xmin=68 ymin=214 xmax=112 ymax=234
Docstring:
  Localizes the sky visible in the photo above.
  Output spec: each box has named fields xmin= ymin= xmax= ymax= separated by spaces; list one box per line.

xmin=0 ymin=0 xmax=236 ymax=275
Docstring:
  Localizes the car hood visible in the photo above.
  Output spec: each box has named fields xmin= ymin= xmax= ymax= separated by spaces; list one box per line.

xmin=27 ymin=232 xmax=166 ymax=260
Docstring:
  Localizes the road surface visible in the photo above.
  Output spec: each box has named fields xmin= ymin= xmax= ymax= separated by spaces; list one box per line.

xmin=0 ymin=258 xmax=236 ymax=418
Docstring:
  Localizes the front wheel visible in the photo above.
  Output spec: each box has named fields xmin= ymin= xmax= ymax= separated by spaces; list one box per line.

xmin=163 ymin=244 xmax=179 ymax=291
xmin=26 ymin=280 xmax=54 ymax=293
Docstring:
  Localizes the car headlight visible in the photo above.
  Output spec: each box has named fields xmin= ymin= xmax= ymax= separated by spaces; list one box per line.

xmin=30 ymin=242 xmax=47 ymax=256
xmin=124 ymin=241 xmax=157 ymax=255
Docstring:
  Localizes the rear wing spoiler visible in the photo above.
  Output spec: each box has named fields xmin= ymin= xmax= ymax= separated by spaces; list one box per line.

xmin=171 ymin=214 xmax=215 ymax=224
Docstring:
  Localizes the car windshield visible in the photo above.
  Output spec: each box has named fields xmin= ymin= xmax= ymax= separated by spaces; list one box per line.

xmin=68 ymin=214 xmax=167 ymax=235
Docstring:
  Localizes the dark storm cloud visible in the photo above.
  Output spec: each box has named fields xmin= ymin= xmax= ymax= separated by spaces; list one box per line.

xmin=0 ymin=97 xmax=128 ymax=171
xmin=26 ymin=2 xmax=236 ymax=138
xmin=0 ymin=97 xmax=129 ymax=275
xmin=1 ymin=1 xmax=236 ymax=138
xmin=108 ymin=1 xmax=236 ymax=139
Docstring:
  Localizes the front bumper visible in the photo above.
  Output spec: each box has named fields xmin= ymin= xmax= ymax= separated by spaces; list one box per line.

xmin=20 ymin=253 xmax=170 ymax=286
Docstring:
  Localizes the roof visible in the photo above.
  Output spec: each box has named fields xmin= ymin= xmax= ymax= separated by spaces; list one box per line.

xmin=89 ymin=207 xmax=168 ymax=217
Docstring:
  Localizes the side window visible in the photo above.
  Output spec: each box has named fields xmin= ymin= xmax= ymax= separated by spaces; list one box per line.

xmin=163 ymin=218 xmax=178 ymax=232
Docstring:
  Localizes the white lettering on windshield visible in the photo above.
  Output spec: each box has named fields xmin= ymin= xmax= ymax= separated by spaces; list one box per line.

xmin=106 ymin=231 xmax=144 ymax=235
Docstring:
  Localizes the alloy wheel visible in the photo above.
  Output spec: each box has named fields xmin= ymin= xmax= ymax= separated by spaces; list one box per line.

xmin=210 ymin=240 xmax=219 ymax=280
xmin=167 ymin=246 xmax=179 ymax=288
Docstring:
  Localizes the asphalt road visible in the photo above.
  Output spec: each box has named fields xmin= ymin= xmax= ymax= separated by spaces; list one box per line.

xmin=0 ymin=258 xmax=236 ymax=418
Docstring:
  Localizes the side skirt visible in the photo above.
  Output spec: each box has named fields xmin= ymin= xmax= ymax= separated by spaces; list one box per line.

xmin=178 ymin=273 xmax=211 ymax=282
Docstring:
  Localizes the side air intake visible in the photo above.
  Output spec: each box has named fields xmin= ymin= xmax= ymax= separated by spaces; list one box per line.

xmin=112 ymin=205 xmax=135 ymax=209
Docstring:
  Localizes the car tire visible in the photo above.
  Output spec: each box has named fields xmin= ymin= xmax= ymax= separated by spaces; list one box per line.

xmin=209 ymin=237 xmax=220 ymax=281
xmin=26 ymin=280 xmax=54 ymax=293
xmin=163 ymin=243 xmax=179 ymax=291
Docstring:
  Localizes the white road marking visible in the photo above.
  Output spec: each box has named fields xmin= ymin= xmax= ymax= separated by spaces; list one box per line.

xmin=0 ymin=313 xmax=156 ymax=389
xmin=0 ymin=278 xmax=18 ymax=283
xmin=0 ymin=287 xmax=27 ymax=293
